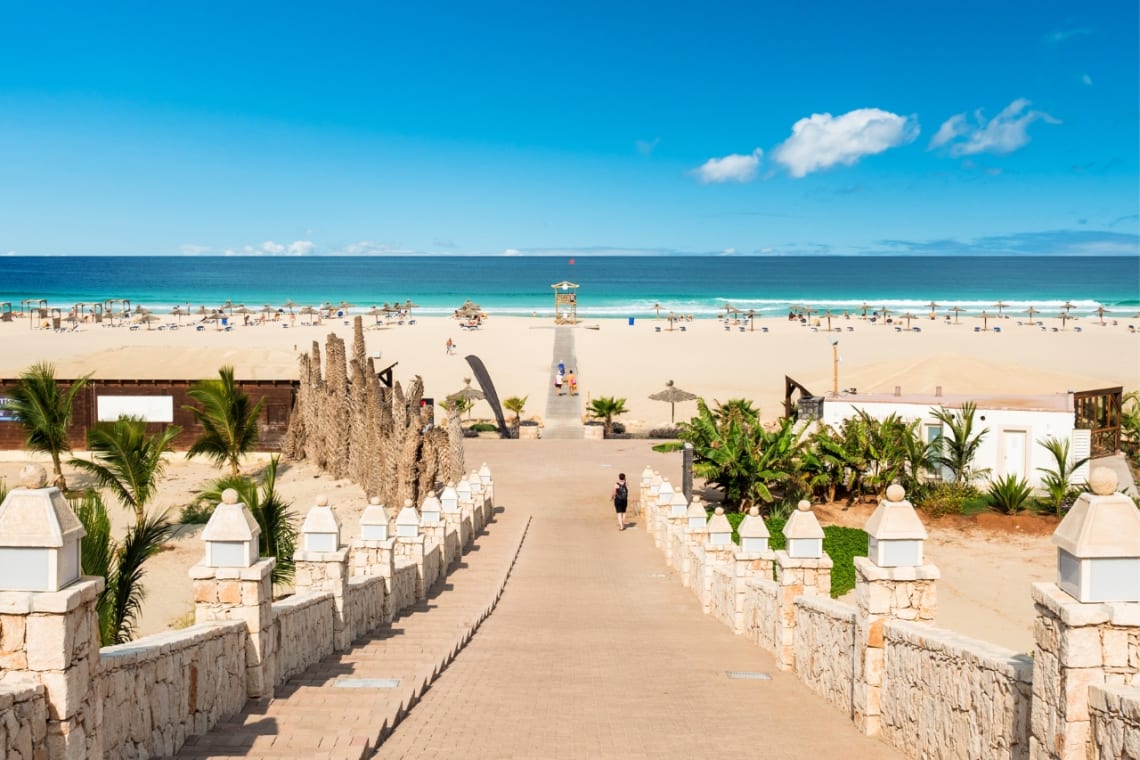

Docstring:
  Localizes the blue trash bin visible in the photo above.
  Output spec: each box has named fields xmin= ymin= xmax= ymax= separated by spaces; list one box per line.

xmin=628 ymin=317 xmax=635 ymax=326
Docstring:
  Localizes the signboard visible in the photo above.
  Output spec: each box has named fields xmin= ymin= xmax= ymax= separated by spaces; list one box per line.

xmin=97 ymin=395 xmax=175 ymax=423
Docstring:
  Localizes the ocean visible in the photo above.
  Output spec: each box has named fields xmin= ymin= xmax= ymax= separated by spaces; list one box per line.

xmin=0 ymin=256 xmax=1136 ymax=319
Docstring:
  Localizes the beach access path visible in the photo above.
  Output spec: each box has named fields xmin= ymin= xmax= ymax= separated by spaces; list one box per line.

xmin=173 ymin=440 xmax=902 ymax=758
xmin=542 ymin=326 xmax=584 ymax=439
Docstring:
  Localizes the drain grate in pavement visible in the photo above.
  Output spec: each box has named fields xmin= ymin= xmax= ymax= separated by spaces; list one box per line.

xmin=725 ymin=671 xmax=772 ymax=680
xmin=334 ymin=678 xmax=400 ymax=688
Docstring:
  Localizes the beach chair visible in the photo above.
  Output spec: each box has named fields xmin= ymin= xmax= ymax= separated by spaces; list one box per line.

xmin=129 ymin=325 xmax=140 ymax=331
xmin=196 ymin=325 xmax=205 ymax=332
xmin=973 ymin=326 xmax=980 ymax=332
xmin=761 ymin=327 xmax=769 ymax=333
xmin=894 ymin=326 xmax=901 ymax=333
xmin=913 ymin=327 xmax=921 ymax=333
xmin=1073 ymin=326 xmax=1082 ymax=333
xmin=679 ymin=325 xmax=686 ymax=332
xmin=740 ymin=325 xmax=746 ymax=332
xmin=655 ymin=326 xmax=662 ymax=333
xmin=993 ymin=326 xmax=1001 ymax=333
xmin=1052 ymin=327 xmax=1059 ymax=333
xmin=846 ymin=326 xmax=854 ymax=332
xmin=723 ymin=324 xmax=730 ymax=331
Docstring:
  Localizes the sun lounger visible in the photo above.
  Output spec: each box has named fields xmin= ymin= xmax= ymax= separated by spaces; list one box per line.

xmin=913 ymin=327 xmax=921 ymax=332
xmin=1073 ymin=326 xmax=1082 ymax=332
xmin=724 ymin=324 xmax=730 ymax=331
xmin=740 ymin=325 xmax=747 ymax=332
xmin=973 ymin=326 xmax=980 ymax=332
xmin=761 ymin=327 xmax=769 ymax=333
xmin=679 ymin=325 xmax=686 ymax=332
xmin=846 ymin=326 xmax=854 ymax=332
xmin=1052 ymin=327 xmax=1059 ymax=332
xmin=196 ymin=325 xmax=205 ymax=331
xmin=655 ymin=326 xmax=662 ymax=333
xmin=894 ymin=326 xmax=901 ymax=333
xmin=993 ymin=326 xmax=1001 ymax=333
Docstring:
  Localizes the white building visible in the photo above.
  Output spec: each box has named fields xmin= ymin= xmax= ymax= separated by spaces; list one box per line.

xmin=819 ymin=391 xmax=1092 ymax=490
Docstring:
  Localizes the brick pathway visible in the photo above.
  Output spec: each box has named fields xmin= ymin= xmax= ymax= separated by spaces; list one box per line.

xmin=543 ymin=326 xmax=583 ymax=439
xmin=174 ymin=504 xmax=532 ymax=759
xmin=374 ymin=441 xmax=903 ymax=759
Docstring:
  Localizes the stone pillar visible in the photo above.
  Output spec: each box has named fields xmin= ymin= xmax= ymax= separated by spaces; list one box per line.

xmin=701 ymin=507 xmax=736 ymax=613
xmin=395 ymin=501 xmax=428 ymax=600
xmin=664 ymin=489 xmax=686 ymax=565
xmin=681 ymin=497 xmax=708 ymax=588
xmin=440 ymin=482 xmax=470 ymax=551
xmin=478 ymin=462 xmax=494 ymax=511
xmin=469 ymin=469 xmax=492 ymax=526
xmin=457 ymin=478 xmax=479 ymax=535
xmin=638 ymin=465 xmax=654 ymax=516
xmin=774 ymin=500 xmax=833 ymax=670
xmin=731 ymin=507 xmax=776 ymax=635
xmin=0 ymin=466 xmax=103 ymax=760
xmin=853 ymin=485 xmax=938 ymax=736
xmin=191 ymin=489 xmax=277 ymax=699
xmin=1030 ymin=468 xmax=1140 ymax=760
xmin=420 ymin=494 xmax=448 ymax=569
xmin=293 ymin=495 xmax=351 ymax=650
xmin=351 ymin=499 xmax=398 ymax=622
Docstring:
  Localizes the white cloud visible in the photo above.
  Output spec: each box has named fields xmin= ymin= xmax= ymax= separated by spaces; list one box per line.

xmin=502 ymin=248 xmax=523 ymax=256
xmin=771 ymin=109 xmax=918 ymax=178
xmin=260 ymin=240 xmax=285 ymax=254
xmin=932 ymin=99 xmax=1060 ymax=157
xmin=287 ymin=240 xmax=315 ymax=256
xmin=693 ymin=149 xmax=763 ymax=183
xmin=1082 ymin=73 xmax=1093 ymax=86
xmin=179 ymin=244 xmax=211 ymax=255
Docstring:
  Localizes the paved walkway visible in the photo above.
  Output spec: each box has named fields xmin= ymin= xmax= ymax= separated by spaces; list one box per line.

xmin=542 ymin=327 xmax=583 ymax=439
xmin=375 ymin=441 xmax=903 ymax=759
xmin=175 ymin=505 xmax=532 ymax=759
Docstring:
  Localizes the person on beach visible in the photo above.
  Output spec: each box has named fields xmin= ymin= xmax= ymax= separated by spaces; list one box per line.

xmin=611 ymin=473 xmax=629 ymax=530
xmin=567 ymin=370 xmax=577 ymax=396
xmin=554 ymin=369 xmax=564 ymax=395
xmin=446 ymin=337 xmax=454 ymax=355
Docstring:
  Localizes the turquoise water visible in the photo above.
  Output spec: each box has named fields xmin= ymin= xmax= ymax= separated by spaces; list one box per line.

xmin=0 ymin=255 xmax=1136 ymax=318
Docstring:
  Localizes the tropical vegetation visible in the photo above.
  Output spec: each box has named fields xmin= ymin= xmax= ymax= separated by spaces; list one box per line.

xmin=930 ymin=402 xmax=990 ymax=485
xmin=70 ymin=416 xmax=182 ymax=523
xmin=184 ymin=366 xmax=264 ymax=476
xmin=503 ymin=395 xmax=527 ymax=429
xmin=1035 ymin=435 xmax=1090 ymax=516
xmin=193 ymin=456 xmax=298 ymax=586
xmin=2 ymin=362 xmax=90 ymax=490
xmin=587 ymin=396 xmax=629 ymax=437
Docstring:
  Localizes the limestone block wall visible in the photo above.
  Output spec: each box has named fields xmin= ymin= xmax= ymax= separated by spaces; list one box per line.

xmin=794 ymin=595 xmax=856 ymax=716
xmin=685 ymin=543 xmax=704 ymax=590
xmin=346 ymin=576 xmax=386 ymax=642
xmin=422 ymin=543 xmax=443 ymax=594
xmin=97 ymin=622 xmax=247 ymax=759
xmin=0 ymin=682 xmax=47 ymax=759
xmin=708 ymin=565 xmax=736 ymax=630
xmin=1088 ymin=684 xmax=1140 ymax=759
xmin=880 ymin=620 xmax=1032 ymax=760
xmin=390 ymin=561 xmax=418 ymax=616
xmin=669 ymin=527 xmax=684 ymax=573
xmin=744 ymin=578 xmax=779 ymax=653
xmin=273 ymin=592 xmax=335 ymax=684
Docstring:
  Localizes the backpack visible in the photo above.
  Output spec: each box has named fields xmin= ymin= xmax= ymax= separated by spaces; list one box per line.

xmin=615 ymin=481 xmax=628 ymax=505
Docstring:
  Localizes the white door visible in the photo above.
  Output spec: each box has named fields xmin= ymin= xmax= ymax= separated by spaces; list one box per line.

xmin=1002 ymin=430 xmax=1028 ymax=480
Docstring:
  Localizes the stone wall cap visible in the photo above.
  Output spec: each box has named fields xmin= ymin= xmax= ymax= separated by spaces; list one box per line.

xmin=396 ymin=501 xmax=420 ymax=526
xmin=782 ymin=501 xmax=825 ymax=540
xmin=855 ymin=555 xmax=939 ymax=580
xmin=421 ymin=495 xmax=442 ymax=512
xmin=685 ymin=498 xmax=706 ymax=518
xmin=1052 ymin=489 xmax=1140 ymax=558
xmin=864 ymin=490 xmax=927 ymax=541
xmin=0 ymin=486 xmax=86 ymax=548
xmin=201 ymin=498 xmax=261 ymax=542
xmin=774 ymin=550 xmax=834 ymax=569
xmin=738 ymin=507 xmax=770 ymax=539
xmin=293 ymin=547 xmax=349 ymax=563
xmin=301 ymin=504 xmax=341 ymax=534
xmin=707 ymin=507 xmax=731 ymax=533
xmin=360 ymin=501 xmax=391 ymax=527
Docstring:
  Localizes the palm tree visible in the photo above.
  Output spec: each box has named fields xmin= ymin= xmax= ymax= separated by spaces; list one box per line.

xmin=196 ymin=457 xmax=297 ymax=586
xmin=70 ymin=416 xmax=182 ymax=523
xmin=587 ymin=396 xmax=629 ymax=437
xmin=70 ymin=489 xmax=172 ymax=644
xmin=930 ymin=402 xmax=990 ymax=485
xmin=1036 ymin=436 xmax=1092 ymax=516
xmin=503 ymin=396 xmax=528 ymax=429
xmin=184 ymin=366 xmax=264 ymax=476
xmin=3 ymin=363 xmax=91 ymax=490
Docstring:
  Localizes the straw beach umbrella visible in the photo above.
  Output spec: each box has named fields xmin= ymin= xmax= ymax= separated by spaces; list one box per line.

xmin=859 ymin=302 xmax=871 ymax=320
xmin=365 ymin=306 xmax=384 ymax=325
xmin=950 ymin=306 xmax=964 ymax=324
xmin=994 ymin=300 xmax=1008 ymax=318
xmin=902 ymin=312 xmax=916 ymax=329
xmin=281 ymin=299 xmax=298 ymax=315
xmin=927 ymin=300 xmax=939 ymax=318
xmin=1026 ymin=305 xmax=1039 ymax=323
xmin=978 ymin=310 xmax=992 ymax=331
xmin=1096 ymin=305 xmax=1106 ymax=325
xmin=649 ymin=380 xmax=697 ymax=424
xmin=447 ymin=378 xmax=485 ymax=420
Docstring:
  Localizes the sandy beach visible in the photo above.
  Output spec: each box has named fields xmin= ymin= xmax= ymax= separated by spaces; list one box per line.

xmin=0 ymin=312 xmax=1136 ymax=654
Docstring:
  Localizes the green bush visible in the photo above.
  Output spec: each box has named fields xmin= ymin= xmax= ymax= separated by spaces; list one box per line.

xmin=468 ymin=422 xmax=499 ymax=433
xmin=718 ymin=512 xmax=865 ymax=598
xmin=913 ymin=481 xmax=983 ymax=517
xmin=179 ymin=500 xmax=216 ymax=524
xmin=986 ymin=474 xmax=1033 ymax=515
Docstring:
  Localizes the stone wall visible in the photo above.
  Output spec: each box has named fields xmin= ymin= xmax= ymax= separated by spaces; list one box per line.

xmin=1088 ymin=684 xmax=1140 ymax=759
xmin=0 ymin=682 xmax=47 ymax=759
xmin=346 ymin=576 xmax=386 ymax=642
xmin=708 ymin=564 xmax=737 ymax=631
xmin=390 ymin=562 xmax=418 ymax=616
xmin=744 ymin=578 xmax=779 ymax=654
xmin=880 ymin=620 xmax=1032 ymax=760
xmin=97 ymin=622 xmax=247 ymax=759
xmin=685 ymin=542 xmax=704 ymax=590
xmin=422 ymin=543 xmax=443 ymax=595
xmin=273 ymin=592 xmax=336 ymax=684
xmin=792 ymin=595 xmax=856 ymax=716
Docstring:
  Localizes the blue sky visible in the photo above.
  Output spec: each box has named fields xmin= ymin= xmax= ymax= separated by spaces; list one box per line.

xmin=0 ymin=1 xmax=1136 ymax=256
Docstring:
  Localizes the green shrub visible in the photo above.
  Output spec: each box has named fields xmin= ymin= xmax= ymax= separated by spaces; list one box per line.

xmin=914 ymin=481 xmax=982 ymax=517
xmin=987 ymin=474 xmax=1033 ymax=515
xmin=716 ymin=512 xmax=865 ymax=598
xmin=469 ymin=422 xmax=499 ymax=433
xmin=179 ymin=500 xmax=216 ymax=524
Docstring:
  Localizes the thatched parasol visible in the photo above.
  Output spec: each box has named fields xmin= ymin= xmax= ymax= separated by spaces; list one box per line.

xmin=1025 ymin=305 xmax=1038 ymax=322
xmin=859 ymin=302 xmax=871 ymax=319
xmin=1096 ymin=305 xmax=1106 ymax=325
xmin=902 ymin=312 xmax=916 ymax=329
xmin=365 ymin=306 xmax=385 ymax=324
xmin=994 ymin=300 xmax=1008 ymax=318
xmin=282 ymin=299 xmax=298 ymax=315
xmin=950 ymin=306 xmax=964 ymax=324
xmin=649 ymin=380 xmax=698 ymax=424
xmin=447 ymin=378 xmax=485 ymax=420
xmin=978 ymin=310 xmax=992 ymax=331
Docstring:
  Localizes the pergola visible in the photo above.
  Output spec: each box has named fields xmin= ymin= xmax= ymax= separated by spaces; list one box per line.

xmin=551 ymin=281 xmax=579 ymax=324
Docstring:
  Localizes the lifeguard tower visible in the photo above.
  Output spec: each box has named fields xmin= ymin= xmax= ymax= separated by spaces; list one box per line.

xmin=551 ymin=281 xmax=579 ymax=324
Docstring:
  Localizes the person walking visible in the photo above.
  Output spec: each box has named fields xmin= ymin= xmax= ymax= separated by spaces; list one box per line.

xmin=611 ymin=473 xmax=629 ymax=531
xmin=555 ymin=368 xmax=565 ymax=395
xmin=567 ymin=370 xmax=577 ymax=396
xmin=446 ymin=337 xmax=454 ymax=355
